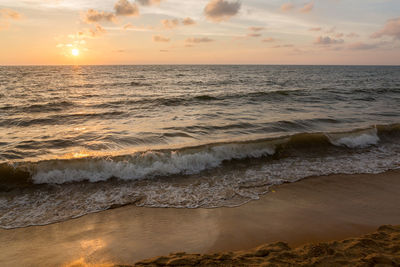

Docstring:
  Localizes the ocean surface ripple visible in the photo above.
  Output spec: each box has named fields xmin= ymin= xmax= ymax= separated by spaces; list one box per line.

xmin=0 ymin=65 xmax=399 ymax=228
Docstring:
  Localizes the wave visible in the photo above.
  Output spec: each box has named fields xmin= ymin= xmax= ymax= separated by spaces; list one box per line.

xmin=1 ymin=124 xmax=398 ymax=190
xmin=1 ymin=124 xmax=399 ymax=229
xmin=327 ymin=128 xmax=380 ymax=148
xmin=0 ymin=100 xmax=76 ymax=113
xmin=87 ymin=89 xmax=303 ymax=110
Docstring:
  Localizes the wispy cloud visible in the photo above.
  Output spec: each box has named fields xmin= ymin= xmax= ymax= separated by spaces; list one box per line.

xmin=262 ymin=37 xmax=275 ymax=43
xmin=153 ymin=35 xmax=170 ymax=42
xmin=247 ymin=33 xmax=261 ymax=38
xmin=371 ymin=17 xmax=400 ymax=40
xmin=300 ymin=1 xmax=314 ymax=13
xmin=248 ymin=26 xmax=264 ymax=32
xmin=281 ymin=3 xmax=294 ymax=12
xmin=346 ymin=32 xmax=359 ymax=38
xmin=0 ymin=8 xmax=22 ymax=30
xmin=348 ymin=42 xmax=379 ymax=50
xmin=161 ymin=18 xmax=179 ymax=29
xmin=185 ymin=37 xmax=214 ymax=43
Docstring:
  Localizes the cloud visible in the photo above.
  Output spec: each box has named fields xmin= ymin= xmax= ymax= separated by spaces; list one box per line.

xmin=161 ymin=18 xmax=179 ymax=29
xmin=262 ymin=37 xmax=275 ymax=42
xmin=371 ymin=17 xmax=400 ymax=40
xmin=247 ymin=33 xmax=261 ymax=38
xmin=0 ymin=8 xmax=22 ymax=30
xmin=185 ymin=37 xmax=214 ymax=43
xmin=137 ymin=0 xmax=162 ymax=6
xmin=314 ymin=36 xmax=344 ymax=45
xmin=348 ymin=42 xmax=379 ymax=50
xmin=273 ymin=44 xmax=294 ymax=48
xmin=346 ymin=32 xmax=359 ymax=38
xmin=123 ymin=23 xmax=135 ymax=30
xmin=83 ymin=9 xmax=116 ymax=24
xmin=182 ymin=17 xmax=196 ymax=26
xmin=335 ymin=33 xmax=344 ymax=38
xmin=281 ymin=3 xmax=294 ymax=12
xmin=309 ymin=27 xmax=321 ymax=31
xmin=204 ymin=0 xmax=241 ymax=22
xmin=300 ymin=1 xmax=314 ymax=13
xmin=76 ymin=24 xmax=107 ymax=38
xmin=0 ymin=8 xmax=21 ymax=20
xmin=114 ymin=0 xmax=139 ymax=16
xmin=248 ymin=26 xmax=264 ymax=32
xmin=87 ymin=24 xmax=107 ymax=37
xmin=161 ymin=18 xmax=196 ymax=29
xmin=153 ymin=35 xmax=170 ymax=42
xmin=122 ymin=23 xmax=153 ymax=31
xmin=326 ymin=26 xmax=336 ymax=34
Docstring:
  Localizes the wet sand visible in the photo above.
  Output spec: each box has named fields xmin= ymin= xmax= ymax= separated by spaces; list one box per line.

xmin=0 ymin=170 xmax=399 ymax=266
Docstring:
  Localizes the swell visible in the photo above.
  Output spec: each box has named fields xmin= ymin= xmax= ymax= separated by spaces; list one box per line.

xmin=87 ymin=89 xmax=301 ymax=109
xmin=1 ymin=123 xmax=398 ymax=190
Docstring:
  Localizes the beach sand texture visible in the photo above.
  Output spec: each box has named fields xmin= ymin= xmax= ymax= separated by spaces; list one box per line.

xmin=133 ymin=225 xmax=400 ymax=266
xmin=0 ymin=170 xmax=399 ymax=266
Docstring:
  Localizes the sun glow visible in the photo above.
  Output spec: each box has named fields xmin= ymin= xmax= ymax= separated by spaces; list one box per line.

xmin=71 ymin=48 xmax=79 ymax=56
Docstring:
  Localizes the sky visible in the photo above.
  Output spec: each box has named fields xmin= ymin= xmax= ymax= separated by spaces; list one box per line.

xmin=0 ymin=0 xmax=399 ymax=65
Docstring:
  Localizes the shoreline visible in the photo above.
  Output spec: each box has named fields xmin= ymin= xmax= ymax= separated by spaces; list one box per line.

xmin=0 ymin=170 xmax=400 ymax=266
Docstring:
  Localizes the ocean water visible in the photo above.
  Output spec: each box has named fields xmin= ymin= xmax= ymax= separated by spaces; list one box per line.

xmin=0 ymin=65 xmax=399 ymax=228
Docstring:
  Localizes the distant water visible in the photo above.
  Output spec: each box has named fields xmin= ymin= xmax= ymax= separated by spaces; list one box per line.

xmin=0 ymin=65 xmax=399 ymax=228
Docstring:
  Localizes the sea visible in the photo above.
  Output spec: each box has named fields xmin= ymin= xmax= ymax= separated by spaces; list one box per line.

xmin=0 ymin=65 xmax=399 ymax=229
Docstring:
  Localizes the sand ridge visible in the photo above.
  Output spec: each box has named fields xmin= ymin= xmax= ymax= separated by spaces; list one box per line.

xmin=131 ymin=225 xmax=400 ymax=266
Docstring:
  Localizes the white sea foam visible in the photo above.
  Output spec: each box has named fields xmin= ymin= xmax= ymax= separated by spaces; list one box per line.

xmin=1 ymin=141 xmax=399 ymax=229
xmin=327 ymin=128 xmax=380 ymax=148
xmin=32 ymin=143 xmax=276 ymax=184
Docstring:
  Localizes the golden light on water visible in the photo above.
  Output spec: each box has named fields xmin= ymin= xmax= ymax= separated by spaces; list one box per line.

xmin=72 ymin=48 xmax=79 ymax=57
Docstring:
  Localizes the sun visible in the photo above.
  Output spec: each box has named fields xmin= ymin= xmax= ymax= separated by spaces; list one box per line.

xmin=71 ymin=48 xmax=79 ymax=56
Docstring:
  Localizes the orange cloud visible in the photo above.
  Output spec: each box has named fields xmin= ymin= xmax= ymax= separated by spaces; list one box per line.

xmin=204 ymin=0 xmax=241 ymax=22
xmin=281 ymin=3 xmax=294 ymax=12
xmin=262 ymin=37 xmax=275 ymax=43
xmin=185 ymin=37 xmax=214 ymax=44
xmin=0 ymin=9 xmax=21 ymax=20
xmin=247 ymin=33 xmax=261 ymax=38
xmin=249 ymin=26 xmax=264 ymax=32
xmin=371 ymin=17 xmax=400 ymax=39
xmin=0 ymin=8 xmax=22 ymax=30
xmin=309 ymin=27 xmax=321 ymax=31
xmin=153 ymin=35 xmax=170 ymax=42
xmin=161 ymin=17 xmax=196 ymax=29
xmin=182 ymin=17 xmax=196 ymax=26
xmin=300 ymin=2 xmax=314 ymax=13
xmin=161 ymin=19 xmax=179 ymax=29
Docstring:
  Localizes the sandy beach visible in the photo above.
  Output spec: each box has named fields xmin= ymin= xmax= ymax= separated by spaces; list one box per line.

xmin=134 ymin=225 xmax=400 ymax=266
xmin=0 ymin=170 xmax=399 ymax=266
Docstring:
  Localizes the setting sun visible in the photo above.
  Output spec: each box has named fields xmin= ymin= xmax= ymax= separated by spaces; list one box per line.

xmin=71 ymin=48 xmax=79 ymax=57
